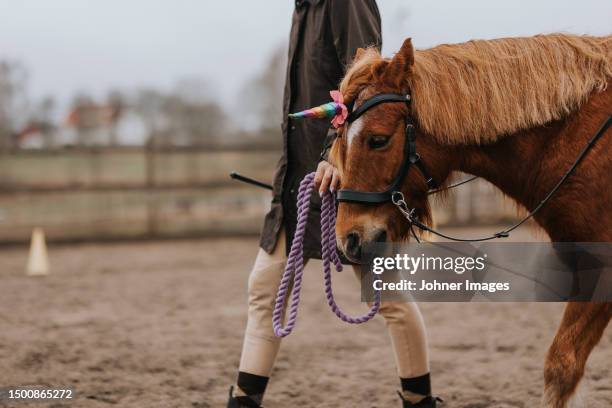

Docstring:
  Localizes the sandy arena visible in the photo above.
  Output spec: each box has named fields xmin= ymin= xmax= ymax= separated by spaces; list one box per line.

xmin=1 ymin=232 xmax=610 ymax=407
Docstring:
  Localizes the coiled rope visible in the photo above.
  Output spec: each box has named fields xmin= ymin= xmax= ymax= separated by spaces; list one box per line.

xmin=272 ymin=172 xmax=381 ymax=337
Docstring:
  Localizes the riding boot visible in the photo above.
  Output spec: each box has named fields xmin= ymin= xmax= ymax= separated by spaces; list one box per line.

xmin=227 ymin=386 xmax=264 ymax=408
xmin=397 ymin=391 xmax=443 ymax=407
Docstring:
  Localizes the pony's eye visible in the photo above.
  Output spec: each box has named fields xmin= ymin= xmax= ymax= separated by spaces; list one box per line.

xmin=367 ymin=135 xmax=390 ymax=150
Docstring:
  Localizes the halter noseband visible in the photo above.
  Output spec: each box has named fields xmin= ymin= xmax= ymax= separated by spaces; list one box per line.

xmin=336 ymin=93 xmax=437 ymax=204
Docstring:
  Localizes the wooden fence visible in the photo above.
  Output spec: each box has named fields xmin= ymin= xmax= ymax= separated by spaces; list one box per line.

xmin=0 ymin=147 xmax=520 ymax=244
xmin=0 ymin=147 xmax=277 ymax=244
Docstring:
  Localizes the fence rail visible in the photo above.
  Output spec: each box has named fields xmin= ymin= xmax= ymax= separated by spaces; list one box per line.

xmin=0 ymin=147 xmax=522 ymax=244
xmin=0 ymin=147 xmax=279 ymax=244
xmin=0 ymin=180 xmax=247 ymax=193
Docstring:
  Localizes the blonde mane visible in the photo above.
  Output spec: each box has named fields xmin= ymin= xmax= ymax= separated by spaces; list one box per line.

xmin=340 ymin=34 xmax=612 ymax=144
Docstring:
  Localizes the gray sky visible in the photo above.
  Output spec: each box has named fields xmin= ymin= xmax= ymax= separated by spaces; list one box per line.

xmin=0 ymin=0 xmax=610 ymax=118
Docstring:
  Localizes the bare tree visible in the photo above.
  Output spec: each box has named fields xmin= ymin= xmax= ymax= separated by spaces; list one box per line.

xmin=29 ymin=95 xmax=57 ymax=147
xmin=241 ymin=45 xmax=286 ymax=141
xmin=70 ymin=92 xmax=95 ymax=146
xmin=162 ymin=94 xmax=226 ymax=146
xmin=133 ymin=89 xmax=162 ymax=146
xmin=0 ymin=60 xmax=28 ymax=149
xmin=174 ymin=77 xmax=214 ymax=105
xmin=107 ymin=90 xmax=125 ymax=146
xmin=169 ymin=77 xmax=226 ymax=146
xmin=133 ymin=79 xmax=227 ymax=147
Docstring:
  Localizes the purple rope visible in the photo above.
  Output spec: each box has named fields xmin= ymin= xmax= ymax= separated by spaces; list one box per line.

xmin=272 ymin=172 xmax=381 ymax=338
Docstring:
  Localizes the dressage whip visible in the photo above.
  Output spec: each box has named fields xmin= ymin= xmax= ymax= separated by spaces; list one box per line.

xmin=229 ymin=171 xmax=273 ymax=190
xmin=272 ymin=172 xmax=381 ymax=338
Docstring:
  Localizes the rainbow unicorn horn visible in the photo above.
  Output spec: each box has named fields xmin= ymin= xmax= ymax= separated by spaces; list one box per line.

xmin=288 ymin=90 xmax=348 ymax=128
xmin=288 ymin=101 xmax=342 ymax=120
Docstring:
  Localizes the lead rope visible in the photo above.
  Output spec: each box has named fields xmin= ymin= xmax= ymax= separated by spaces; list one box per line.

xmin=272 ymin=172 xmax=381 ymax=338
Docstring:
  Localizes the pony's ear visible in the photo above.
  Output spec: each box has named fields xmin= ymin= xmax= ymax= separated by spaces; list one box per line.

xmin=353 ymin=47 xmax=367 ymax=63
xmin=382 ymin=38 xmax=415 ymax=89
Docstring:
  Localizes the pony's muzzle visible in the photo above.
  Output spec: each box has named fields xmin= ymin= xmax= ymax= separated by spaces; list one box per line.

xmin=345 ymin=231 xmax=361 ymax=261
xmin=342 ymin=228 xmax=387 ymax=263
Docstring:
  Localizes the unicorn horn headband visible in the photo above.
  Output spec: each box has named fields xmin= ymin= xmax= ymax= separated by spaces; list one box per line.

xmin=288 ymin=90 xmax=348 ymax=128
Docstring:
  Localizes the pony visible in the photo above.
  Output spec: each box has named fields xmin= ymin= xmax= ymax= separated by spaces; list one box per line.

xmin=329 ymin=34 xmax=612 ymax=407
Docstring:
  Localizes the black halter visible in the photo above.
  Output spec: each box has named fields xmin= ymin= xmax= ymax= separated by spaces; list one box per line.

xmin=336 ymin=93 xmax=437 ymax=204
xmin=335 ymin=91 xmax=612 ymax=243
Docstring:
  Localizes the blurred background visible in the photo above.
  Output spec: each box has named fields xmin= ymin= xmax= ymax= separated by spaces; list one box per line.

xmin=1 ymin=0 xmax=609 ymax=244
xmin=1 ymin=2 xmax=611 ymax=407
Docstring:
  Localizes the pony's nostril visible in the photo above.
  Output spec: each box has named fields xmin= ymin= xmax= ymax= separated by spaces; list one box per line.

xmin=373 ymin=230 xmax=387 ymax=243
xmin=345 ymin=232 xmax=361 ymax=259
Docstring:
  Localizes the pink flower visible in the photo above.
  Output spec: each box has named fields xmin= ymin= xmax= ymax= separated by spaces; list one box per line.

xmin=330 ymin=90 xmax=348 ymax=128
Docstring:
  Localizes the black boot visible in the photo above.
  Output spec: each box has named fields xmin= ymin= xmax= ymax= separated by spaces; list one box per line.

xmin=397 ymin=391 xmax=443 ymax=407
xmin=227 ymin=386 xmax=263 ymax=408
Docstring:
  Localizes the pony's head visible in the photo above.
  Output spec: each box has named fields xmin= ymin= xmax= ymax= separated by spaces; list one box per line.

xmin=327 ymin=39 xmax=441 ymax=262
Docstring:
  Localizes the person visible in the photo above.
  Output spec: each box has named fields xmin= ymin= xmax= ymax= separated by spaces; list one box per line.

xmin=228 ymin=1 xmax=440 ymax=407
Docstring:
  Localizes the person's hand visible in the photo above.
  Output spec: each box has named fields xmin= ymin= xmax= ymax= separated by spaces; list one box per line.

xmin=314 ymin=161 xmax=340 ymax=196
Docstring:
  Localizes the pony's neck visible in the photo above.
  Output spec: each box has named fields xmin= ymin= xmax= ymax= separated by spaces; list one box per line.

xmin=455 ymin=129 xmax=554 ymax=209
xmin=443 ymin=120 xmax=572 ymax=240
xmin=420 ymin=85 xmax=610 ymax=242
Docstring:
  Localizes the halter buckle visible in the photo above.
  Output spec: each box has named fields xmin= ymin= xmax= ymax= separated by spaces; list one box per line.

xmin=391 ymin=191 xmax=405 ymax=206
xmin=391 ymin=191 xmax=418 ymax=222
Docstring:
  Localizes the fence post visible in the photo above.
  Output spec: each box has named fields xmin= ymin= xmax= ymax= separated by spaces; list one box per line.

xmin=145 ymin=137 xmax=158 ymax=237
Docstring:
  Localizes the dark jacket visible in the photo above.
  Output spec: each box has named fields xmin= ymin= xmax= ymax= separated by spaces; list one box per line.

xmin=259 ymin=0 xmax=382 ymax=258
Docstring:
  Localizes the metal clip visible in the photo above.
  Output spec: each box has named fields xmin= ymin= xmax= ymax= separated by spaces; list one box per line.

xmin=391 ymin=191 xmax=417 ymax=221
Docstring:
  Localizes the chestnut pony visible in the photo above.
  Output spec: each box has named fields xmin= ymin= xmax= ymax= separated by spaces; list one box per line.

xmin=329 ymin=34 xmax=611 ymax=407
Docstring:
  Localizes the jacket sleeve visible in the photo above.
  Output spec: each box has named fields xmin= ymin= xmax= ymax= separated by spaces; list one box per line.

xmin=328 ymin=0 xmax=382 ymax=68
xmin=319 ymin=127 xmax=337 ymax=162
